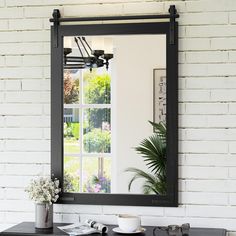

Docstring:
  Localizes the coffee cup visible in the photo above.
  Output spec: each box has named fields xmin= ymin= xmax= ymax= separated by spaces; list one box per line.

xmin=117 ymin=214 xmax=141 ymax=232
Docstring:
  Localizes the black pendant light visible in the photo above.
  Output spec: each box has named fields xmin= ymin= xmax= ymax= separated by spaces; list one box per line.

xmin=64 ymin=37 xmax=113 ymax=70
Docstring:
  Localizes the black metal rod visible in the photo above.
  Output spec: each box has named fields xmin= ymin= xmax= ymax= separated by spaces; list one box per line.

xmin=82 ymin=37 xmax=93 ymax=53
xmin=64 ymin=67 xmax=86 ymax=70
xmin=64 ymin=63 xmax=86 ymax=67
xmin=78 ymin=37 xmax=90 ymax=57
xmin=66 ymin=60 xmax=84 ymax=63
xmin=66 ymin=57 xmax=85 ymax=62
xmin=74 ymin=37 xmax=85 ymax=60
xmin=50 ymin=13 xmax=179 ymax=23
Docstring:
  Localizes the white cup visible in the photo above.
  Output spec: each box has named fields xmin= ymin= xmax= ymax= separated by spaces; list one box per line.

xmin=117 ymin=214 xmax=141 ymax=232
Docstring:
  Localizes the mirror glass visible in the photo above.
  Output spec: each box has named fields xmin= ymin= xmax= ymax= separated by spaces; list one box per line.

xmin=63 ymin=34 xmax=166 ymax=195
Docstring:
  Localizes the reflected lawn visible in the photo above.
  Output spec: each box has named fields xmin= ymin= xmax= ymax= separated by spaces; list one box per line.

xmin=64 ymin=138 xmax=80 ymax=153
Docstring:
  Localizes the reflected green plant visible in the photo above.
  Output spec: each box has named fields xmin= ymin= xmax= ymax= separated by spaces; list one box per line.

xmin=64 ymin=122 xmax=80 ymax=140
xmin=64 ymin=172 xmax=80 ymax=193
xmin=83 ymin=128 xmax=111 ymax=153
xmin=83 ymin=174 xmax=111 ymax=193
xmin=125 ymin=121 xmax=167 ymax=195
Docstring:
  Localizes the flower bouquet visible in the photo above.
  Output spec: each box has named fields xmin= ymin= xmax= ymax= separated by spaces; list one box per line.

xmin=26 ymin=177 xmax=61 ymax=229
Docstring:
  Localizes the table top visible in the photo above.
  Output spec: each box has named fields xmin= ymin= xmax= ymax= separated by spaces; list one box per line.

xmin=0 ymin=222 xmax=226 ymax=236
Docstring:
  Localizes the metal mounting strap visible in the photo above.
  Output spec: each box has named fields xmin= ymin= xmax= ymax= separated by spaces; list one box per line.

xmin=50 ymin=5 xmax=178 ymax=46
xmin=52 ymin=9 xmax=61 ymax=48
xmin=169 ymin=5 xmax=177 ymax=45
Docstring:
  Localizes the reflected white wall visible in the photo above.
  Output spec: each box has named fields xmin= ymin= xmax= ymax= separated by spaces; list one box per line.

xmin=112 ymin=35 xmax=166 ymax=194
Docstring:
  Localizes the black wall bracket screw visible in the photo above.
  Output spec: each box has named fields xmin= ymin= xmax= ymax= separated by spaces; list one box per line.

xmin=52 ymin=9 xmax=61 ymax=48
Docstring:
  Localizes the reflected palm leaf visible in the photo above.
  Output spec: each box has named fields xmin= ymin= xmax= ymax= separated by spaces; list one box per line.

xmin=126 ymin=121 xmax=167 ymax=195
xmin=135 ymin=134 xmax=166 ymax=174
xmin=149 ymin=121 xmax=166 ymax=140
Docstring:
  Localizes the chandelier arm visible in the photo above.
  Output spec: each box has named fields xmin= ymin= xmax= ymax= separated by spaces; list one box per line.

xmin=64 ymin=63 xmax=85 ymax=66
xmin=66 ymin=57 xmax=85 ymax=62
xmin=78 ymin=37 xmax=91 ymax=57
xmin=64 ymin=65 xmax=86 ymax=69
xmin=82 ymin=37 xmax=93 ymax=53
xmin=74 ymin=37 xmax=85 ymax=60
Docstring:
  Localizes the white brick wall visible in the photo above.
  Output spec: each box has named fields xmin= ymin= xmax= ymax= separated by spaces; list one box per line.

xmin=1 ymin=0 xmax=236 ymax=234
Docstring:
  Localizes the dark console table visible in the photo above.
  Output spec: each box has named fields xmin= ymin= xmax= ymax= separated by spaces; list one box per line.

xmin=0 ymin=222 xmax=226 ymax=236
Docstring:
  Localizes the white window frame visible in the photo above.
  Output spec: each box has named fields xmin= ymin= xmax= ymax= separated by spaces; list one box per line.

xmin=64 ymin=69 xmax=113 ymax=193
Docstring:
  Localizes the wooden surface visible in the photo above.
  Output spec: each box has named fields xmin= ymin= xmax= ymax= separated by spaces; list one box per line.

xmin=0 ymin=222 xmax=227 ymax=236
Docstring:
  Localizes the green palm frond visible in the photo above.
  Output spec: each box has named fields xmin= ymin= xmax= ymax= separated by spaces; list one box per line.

xmin=126 ymin=122 xmax=167 ymax=195
xmin=153 ymin=174 xmax=167 ymax=194
xmin=135 ymin=133 xmax=166 ymax=175
xmin=149 ymin=121 xmax=166 ymax=140
xmin=125 ymin=168 xmax=166 ymax=195
xmin=125 ymin=168 xmax=156 ymax=190
xmin=142 ymin=174 xmax=167 ymax=195
xmin=142 ymin=184 xmax=154 ymax=195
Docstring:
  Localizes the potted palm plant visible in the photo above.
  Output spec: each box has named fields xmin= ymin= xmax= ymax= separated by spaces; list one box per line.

xmin=126 ymin=121 xmax=167 ymax=195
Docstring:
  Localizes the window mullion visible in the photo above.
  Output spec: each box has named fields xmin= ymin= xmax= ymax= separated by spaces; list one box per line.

xmin=79 ymin=70 xmax=83 ymax=193
xmin=64 ymin=104 xmax=111 ymax=109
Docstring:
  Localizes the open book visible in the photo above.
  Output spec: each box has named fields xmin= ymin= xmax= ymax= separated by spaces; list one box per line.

xmin=58 ymin=219 xmax=108 ymax=236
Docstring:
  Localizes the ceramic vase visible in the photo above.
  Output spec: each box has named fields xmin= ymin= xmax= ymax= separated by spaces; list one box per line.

xmin=35 ymin=203 xmax=53 ymax=229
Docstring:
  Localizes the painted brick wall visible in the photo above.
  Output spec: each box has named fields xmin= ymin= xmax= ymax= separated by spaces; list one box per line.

xmin=1 ymin=0 xmax=236 ymax=234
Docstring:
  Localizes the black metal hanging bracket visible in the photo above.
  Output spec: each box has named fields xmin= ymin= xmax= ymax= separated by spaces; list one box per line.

xmin=169 ymin=5 xmax=177 ymax=45
xmin=50 ymin=5 xmax=179 ymax=48
xmin=52 ymin=9 xmax=61 ymax=48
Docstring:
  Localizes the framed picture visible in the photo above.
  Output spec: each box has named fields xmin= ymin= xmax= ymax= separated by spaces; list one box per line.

xmin=153 ymin=68 xmax=166 ymax=125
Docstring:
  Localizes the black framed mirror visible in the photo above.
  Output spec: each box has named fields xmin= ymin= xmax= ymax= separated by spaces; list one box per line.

xmin=50 ymin=6 xmax=178 ymax=207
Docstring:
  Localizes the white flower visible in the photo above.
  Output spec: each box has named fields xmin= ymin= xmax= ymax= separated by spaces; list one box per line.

xmin=25 ymin=177 xmax=61 ymax=204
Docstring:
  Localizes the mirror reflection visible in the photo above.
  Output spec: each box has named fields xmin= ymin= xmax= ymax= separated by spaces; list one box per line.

xmin=63 ymin=35 xmax=166 ymax=195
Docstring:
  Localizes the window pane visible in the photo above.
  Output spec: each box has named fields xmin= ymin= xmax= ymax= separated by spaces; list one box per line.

xmin=64 ymin=108 xmax=80 ymax=154
xmin=83 ymin=108 xmax=111 ymax=153
xmin=64 ymin=69 xmax=80 ymax=104
xmin=83 ymin=69 xmax=111 ymax=104
xmin=82 ymin=157 xmax=111 ymax=193
xmin=64 ymin=156 xmax=80 ymax=193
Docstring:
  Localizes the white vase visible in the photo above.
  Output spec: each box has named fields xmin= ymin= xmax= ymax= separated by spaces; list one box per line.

xmin=35 ymin=203 xmax=53 ymax=229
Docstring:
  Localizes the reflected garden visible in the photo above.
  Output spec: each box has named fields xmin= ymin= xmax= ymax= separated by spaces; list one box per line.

xmin=63 ymin=69 xmax=111 ymax=193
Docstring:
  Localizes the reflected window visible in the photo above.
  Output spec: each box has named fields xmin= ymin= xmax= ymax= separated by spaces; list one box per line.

xmin=64 ymin=67 xmax=112 ymax=193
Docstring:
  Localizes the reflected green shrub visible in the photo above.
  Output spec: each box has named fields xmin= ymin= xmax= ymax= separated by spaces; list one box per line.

xmin=83 ymin=129 xmax=111 ymax=153
xmin=71 ymin=123 xmax=80 ymax=140
xmin=64 ymin=122 xmax=80 ymax=140
xmin=64 ymin=172 xmax=80 ymax=192
xmin=84 ymin=71 xmax=111 ymax=128
xmin=84 ymin=70 xmax=111 ymax=104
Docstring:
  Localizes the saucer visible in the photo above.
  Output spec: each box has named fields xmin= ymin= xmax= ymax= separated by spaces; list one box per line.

xmin=112 ymin=227 xmax=146 ymax=234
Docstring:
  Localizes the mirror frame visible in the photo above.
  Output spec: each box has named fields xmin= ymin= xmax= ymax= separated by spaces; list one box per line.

xmin=51 ymin=20 xmax=178 ymax=207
